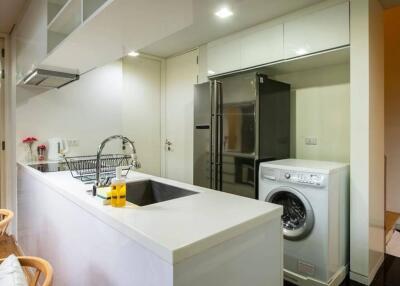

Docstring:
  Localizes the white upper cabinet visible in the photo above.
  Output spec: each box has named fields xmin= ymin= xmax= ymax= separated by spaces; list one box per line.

xmin=240 ymin=24 xmax=284 ymax=70
xmin=207 ymin=24 xmax=283 ymax=76
xmin=42 ymin=0 xmax=193 ymax=74
xmin=283 ymin=2 xmax=349 ymax=59
xmin=15 ymin=0 xmax=48 ymax=82
xmin=47 ymin=0 xmax=83 ymax=54
xmin=16 ymin=0 xmax=193 ymax=81
xmin=207 ymin=35 xmax=242 ymax=76
xmin=206 ymin=1 xmax=350 ymax=76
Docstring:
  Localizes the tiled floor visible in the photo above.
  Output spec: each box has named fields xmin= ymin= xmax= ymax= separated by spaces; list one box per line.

xmin=284 ymin=255 xmax=400 ymax=286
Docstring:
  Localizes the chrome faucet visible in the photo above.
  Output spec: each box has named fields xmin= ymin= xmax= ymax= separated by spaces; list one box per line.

xmin=93 ymin=135 xmax=141 ymax=196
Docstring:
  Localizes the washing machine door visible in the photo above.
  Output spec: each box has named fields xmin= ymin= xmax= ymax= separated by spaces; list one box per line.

xmin=266 ymin=187 xmax=314 ymax=241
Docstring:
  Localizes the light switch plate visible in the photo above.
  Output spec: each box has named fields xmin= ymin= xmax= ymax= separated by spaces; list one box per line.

xmin=305 ymin=137 xmax=318 ymax=145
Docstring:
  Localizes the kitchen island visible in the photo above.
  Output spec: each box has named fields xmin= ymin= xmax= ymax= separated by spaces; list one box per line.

xmin=17 ymin=163 xmax=283 ymax=286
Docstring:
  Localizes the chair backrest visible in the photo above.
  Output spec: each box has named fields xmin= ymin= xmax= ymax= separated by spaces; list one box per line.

xmin=19 ymin=256 xmax=53 ymax=286
xmin=0 ymin=209 xmax=13 ymax=235
xmin=1 ymin=256 xmax=54 ymax=286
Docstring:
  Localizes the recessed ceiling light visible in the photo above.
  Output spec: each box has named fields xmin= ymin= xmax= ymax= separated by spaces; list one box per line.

xmin=208 ymin=70 xmax=216 ymax=75
xmin=215 ymin=7 xmax=233 ymax=19
xmin=128 ymin=51 xmax=140 ymax=57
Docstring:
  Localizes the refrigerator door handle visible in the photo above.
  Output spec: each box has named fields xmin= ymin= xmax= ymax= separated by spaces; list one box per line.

xmin=213 ymin=80 xmax=219 ymax=190
xmin=216 ymin=82 xmax=223 ymax=191
xmin=210 ymin=81 xmax=215 ymax=189
xmin=209 ymin=80 xmax=223 ymax=191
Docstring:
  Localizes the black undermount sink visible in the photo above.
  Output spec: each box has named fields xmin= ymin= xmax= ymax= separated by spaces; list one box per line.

xmin=126 ymin=180 xmax=198 ymax=206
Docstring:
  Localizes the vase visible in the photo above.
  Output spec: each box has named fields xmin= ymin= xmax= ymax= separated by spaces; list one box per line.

xmin=38 ymin=148 xmax=45 ymax=161
xmin=25 ymin=145 xmax=34 ymax=162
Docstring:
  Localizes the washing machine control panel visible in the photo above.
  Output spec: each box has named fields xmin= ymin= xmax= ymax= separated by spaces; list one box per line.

xmin=283 ymin=172 xmax=325 ymax=186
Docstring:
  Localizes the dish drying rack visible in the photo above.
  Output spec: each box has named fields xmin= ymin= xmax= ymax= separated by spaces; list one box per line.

xmin=63 ymin=154 xmax=133 ymax=183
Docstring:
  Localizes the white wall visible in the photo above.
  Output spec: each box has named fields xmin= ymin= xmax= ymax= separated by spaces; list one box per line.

xmin=16 ymin=61 xmax=124 ymax=161
xmin=349 ymin=0 xmax=385 ymax=284
xmin=16 ymin=57 xmax=162 ymax=176
xmin=122 ymin=56 xmax=162 ymax=176
xmin=272 ymin=63 xmax=350 ymax=163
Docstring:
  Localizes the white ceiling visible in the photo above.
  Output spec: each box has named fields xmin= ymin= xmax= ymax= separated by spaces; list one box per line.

xmin=141 ymin=0 xmax=325 ymax=58
xmin=380 ymin=0 xmax=400 ymax=9
xmin=0 ymin=0 xmax=27 ymax=33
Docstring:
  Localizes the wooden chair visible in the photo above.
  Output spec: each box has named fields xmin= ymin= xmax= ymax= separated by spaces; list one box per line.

xmin=0 ymin=210 xmax=53 ymax=285
xmin=0 ymin=256 xmax=53 ymax=286
xmin=0 ymin=209 xmax=20 ymax=259
xmin=0 ymin=209 xmax=13 ymax=235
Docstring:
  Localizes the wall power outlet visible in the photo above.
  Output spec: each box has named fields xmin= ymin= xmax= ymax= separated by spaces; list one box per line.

xmin=305 ymin=137 xmax=318 ymax=145
xmin=67 ymin=139 xmax=80 ymax=147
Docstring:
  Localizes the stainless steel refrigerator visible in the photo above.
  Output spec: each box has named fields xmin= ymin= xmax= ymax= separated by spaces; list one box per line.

xmin=193 ymin=72 xmax=291 ymax=199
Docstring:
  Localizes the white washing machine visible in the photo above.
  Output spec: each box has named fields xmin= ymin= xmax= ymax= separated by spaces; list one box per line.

xmin=259 ymin=159 xmax=349 ymax=286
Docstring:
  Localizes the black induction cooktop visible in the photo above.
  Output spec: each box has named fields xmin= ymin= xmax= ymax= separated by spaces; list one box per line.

xmin=28 ymin=162 xmax=68 ymax=172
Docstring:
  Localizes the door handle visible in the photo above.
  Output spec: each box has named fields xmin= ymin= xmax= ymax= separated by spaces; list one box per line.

xmin=165 ymin=139 xmax=173 ymax=151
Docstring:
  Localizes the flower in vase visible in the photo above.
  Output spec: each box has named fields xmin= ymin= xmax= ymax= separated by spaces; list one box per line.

xmin=37 ymin=144 xmax=46 ymax=150
xmin=37 ymin=144 xmax=46 ymax=161
xmin=22 ymin=136 xmax=38 ymax=162
xmin=22 ymin=137 xmax=37 ymax=144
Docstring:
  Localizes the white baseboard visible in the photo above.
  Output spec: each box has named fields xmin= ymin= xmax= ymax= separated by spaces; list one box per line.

xmin=349 ymin=271 xmax=368 ymax=285
xmin=349 ymin=254 xmax=384 ymax=285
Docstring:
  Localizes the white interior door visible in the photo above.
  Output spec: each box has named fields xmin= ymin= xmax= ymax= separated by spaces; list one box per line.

xmin=0 ymin=38 xmax=4 ymax=207
xmin=164 ymin=50 xmax=199 ymax=184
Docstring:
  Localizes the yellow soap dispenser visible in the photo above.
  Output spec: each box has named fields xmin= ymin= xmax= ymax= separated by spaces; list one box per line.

xmin=110 ymin=167 xmax=126 ymax=207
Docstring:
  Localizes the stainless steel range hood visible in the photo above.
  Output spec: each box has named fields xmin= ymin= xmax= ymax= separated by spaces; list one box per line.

xmin=23 ymin=69 xmax=79 ymax=89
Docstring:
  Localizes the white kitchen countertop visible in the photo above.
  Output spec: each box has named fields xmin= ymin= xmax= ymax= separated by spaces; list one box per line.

xmin=18 ymin=162 xmax=282 ymax=265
